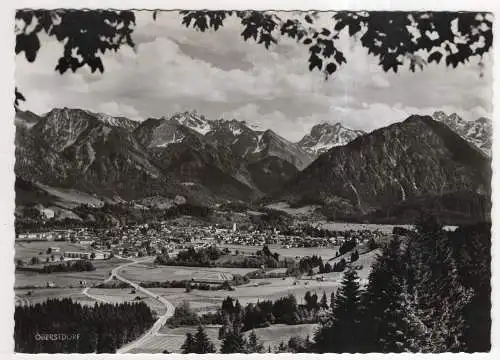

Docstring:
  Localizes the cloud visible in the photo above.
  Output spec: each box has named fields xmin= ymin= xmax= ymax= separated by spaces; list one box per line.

xmin=221 ymin=104 xmax=319 ymax=142
xmin=15 ymin=10 xmax=493 ymax=141
xmin=96 ymin=102 xmax=141 ymax=120
xmin=371 ymin=74 xmax=391 ymax=88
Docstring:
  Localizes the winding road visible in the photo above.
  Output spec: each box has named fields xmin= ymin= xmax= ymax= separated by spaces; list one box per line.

xmin=81 ymin=256 xmax=175 ymax=354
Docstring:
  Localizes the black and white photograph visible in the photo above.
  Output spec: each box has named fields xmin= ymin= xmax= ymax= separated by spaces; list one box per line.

xmin=9 ymin=3 xmax=494 ymax=355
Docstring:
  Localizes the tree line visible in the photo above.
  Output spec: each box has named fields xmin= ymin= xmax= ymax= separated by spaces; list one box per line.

xmin=155 ymin=245 xmax=288 ymax=269
xmin=175 ymin=218 xmax=490 ymax=353
xmin=18 ymin=259 xmax=96 ymax=273
xmin=169 ymin=289 xmax=333 ymax=331
xmin=14 ymin=298 xmax=154 ymax=353
xmin=313 ymin=218 xmax=491 ymax=353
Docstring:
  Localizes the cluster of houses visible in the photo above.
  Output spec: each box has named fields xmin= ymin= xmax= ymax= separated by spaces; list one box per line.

xmin=17 ymin=221 xmax=384 ymax=262
xmin=16 ymin=228 xmax=97 ymax=243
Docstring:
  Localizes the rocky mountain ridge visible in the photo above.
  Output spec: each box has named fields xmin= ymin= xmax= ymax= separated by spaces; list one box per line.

xmin=273 ymin=115 xmax=491 ymax=223
xmin=15 ymin=108 xmax=492 ymax=224
xmin=432 ymin=111 xmax=492 ymax=156
xmin=298 ymin=122 xmax=366 ymax=156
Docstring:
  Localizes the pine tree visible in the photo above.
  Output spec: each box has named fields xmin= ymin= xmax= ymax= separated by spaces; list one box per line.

xmin=311 ymin=293 xmax=319 ymax=311
xmin=402 ymin=214 xmax=475 ymax=352
xmin=220 ymin=330 xmax=247 ymax=353
xmin=330 ymin=291 xmax=335 ymax=309
xmin=246 ymin=330 xmax=264 ymax=353
xmin=193 ymin=325 xmax=216 ymax=353
xmin=360 ymin=238 xmax=412 ymax=352
xmin=314 ymin=267 xmax=362 ymax=352
xmin=320 ymin=291 xmax=328 ymax=310
xmin=233 ymin=300 xmax=243 ymax=330
xmin=181 ymin=333 xmax=196 ymax=354
xmin=277 ymin=340 xmax=287 ymax=353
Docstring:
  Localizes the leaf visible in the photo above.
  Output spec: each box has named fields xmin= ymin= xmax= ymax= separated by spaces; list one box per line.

xmin=326 ymin=62 xmax=337 ymax=74
xmin=241 ymin=26 xmax=258 ymax=41
xmin=16 ymin=11 xmax=33 ymax=26
xmin=70 ymin=57 xmax=80 ymax=72
xmin=308 ymin=53 xmax=323 ymax=71
xmin=96 ymin=57 xmax=104 ymax=73
xmin=334 ymin=51 xmax=346 ymax=64
xmin=259 ymin=33 xmax=277 ymax=49
xmin=348 ymin=21 xmax=362 ymax=36
xmin=428 ymin=51 xmax=443 ymax=64
xmin=321 ymin=28 xmax=331 ymax=36
xmin=20 ymin=34 xmax=40 ymax=62
xmin=194 ymin=16 xmax=208 ymax=32
xmin=310 ymin=45 xmax=321 ymax=54
xmin=305 ymin=15 xmax=313 ymax=24
xmin=321 ymin=39 xmax=336 ymax=58
xmin=303 ymin=38 xmax=312 ymax=45
xmin=55 ymin=57 xmax=69 ymax=74
xmin=15 ymin=34 xmax=26 ymax=55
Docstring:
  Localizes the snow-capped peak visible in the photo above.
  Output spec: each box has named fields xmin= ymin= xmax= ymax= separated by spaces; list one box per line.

xmin=298 ymin=122 xmax=365 ymax=157
xmin=432 ymin=111 xmax=492 ymax=156
xmin=169 ymin=110 xmax=212 ymax=135
xmin=95 ymin=113 xmax=139 ymax=131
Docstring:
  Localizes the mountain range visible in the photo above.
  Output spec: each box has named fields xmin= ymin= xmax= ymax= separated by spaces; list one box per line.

xmin=298 ymin=122 xmax=366 ymax=156
xmin=432 ymin=111 xmax=492 ymax=156
xmin=14 ymin=107 xmax=492 ymax=224
xmin=273 ymin=115 xmax=491 ymax=224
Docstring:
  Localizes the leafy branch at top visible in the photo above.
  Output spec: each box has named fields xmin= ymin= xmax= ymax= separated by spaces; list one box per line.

xmin=15 ymin=9 xmax=136 ymax=74
xmin=14 ymin=10 xmax=493 ymax=107
xmin=179 ymin=10 xmax=493 ymax=77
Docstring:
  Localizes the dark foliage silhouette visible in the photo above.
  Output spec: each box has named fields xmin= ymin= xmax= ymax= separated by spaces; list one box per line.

xmin=15 ymin=10 xmax=492 ymax=105
xmin=14 ymin=298 xmax=154 ymax=353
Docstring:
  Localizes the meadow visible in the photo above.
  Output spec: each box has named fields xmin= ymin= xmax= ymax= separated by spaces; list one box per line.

xmin=319 ymin=221 xmax=414 ymax=234
xmin=223 ymin=245 xmax=339 ymax=260
xmin=15 ymin=257 xmax=127 ymax=288
xmin=15 ymin=287 xmax=95 ymax=307
xmin=128 ymin=325 xmax=222 ymax=354
xmin=117 ymin=262 xmax=251 ymax=283
xmin=15 ymin=240 xmax=90 ymax=262
xmin=129 ymin=323 xmax=318 ymax=353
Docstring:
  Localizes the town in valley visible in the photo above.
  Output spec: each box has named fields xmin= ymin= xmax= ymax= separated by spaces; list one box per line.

xmin=13 ymin=8 xmax=492 ymax=354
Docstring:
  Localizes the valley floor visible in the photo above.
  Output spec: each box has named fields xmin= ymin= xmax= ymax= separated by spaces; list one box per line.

xmin=14 ymin=242 xmax=379 ymax=353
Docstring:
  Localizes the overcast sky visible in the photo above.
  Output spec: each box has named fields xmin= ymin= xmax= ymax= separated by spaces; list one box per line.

xmin=15 ymin=11 xmax=493 ymax=141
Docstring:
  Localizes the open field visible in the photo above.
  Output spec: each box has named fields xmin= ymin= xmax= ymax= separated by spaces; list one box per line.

xmin=265 ymin=202 xmax=322 ymax=217
xmin=131 ymin=323 xmax=318 ymax=353
xmin=15 ymin=283 xmax=167 ymax=318
xmin=86 ymin=288 xmax=167 ymax=316
xmin=130 ymin=325 xmax=222 ymax=353
xmin=152 ymin=249 xmax=379 ymax=311
xmin=118 ymin=263 xmax=251 ymax=283
xmin=245 ymin=323 xmax=318 ymax=349
xmin=318 ymin=221 xmax=414 ymax=234
xmin=319 ymin=249 xmax=380 ymax=284
xmin=14 ymin=287 xmax=96 ymax=307
xmin=150 ymin=277 xmax=339 ymax=309
xmin=37 ymin=183 xmax=104 ymax=208
xmin=15 ymin=240 xmax=91 ymax=262
xmin=223 ymin=245 xmax=338 ymax=260
xmin=87 ymin=287 xmax=142 ymax=303
xmin=15 ymin=257 xmax=127 ymax=288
